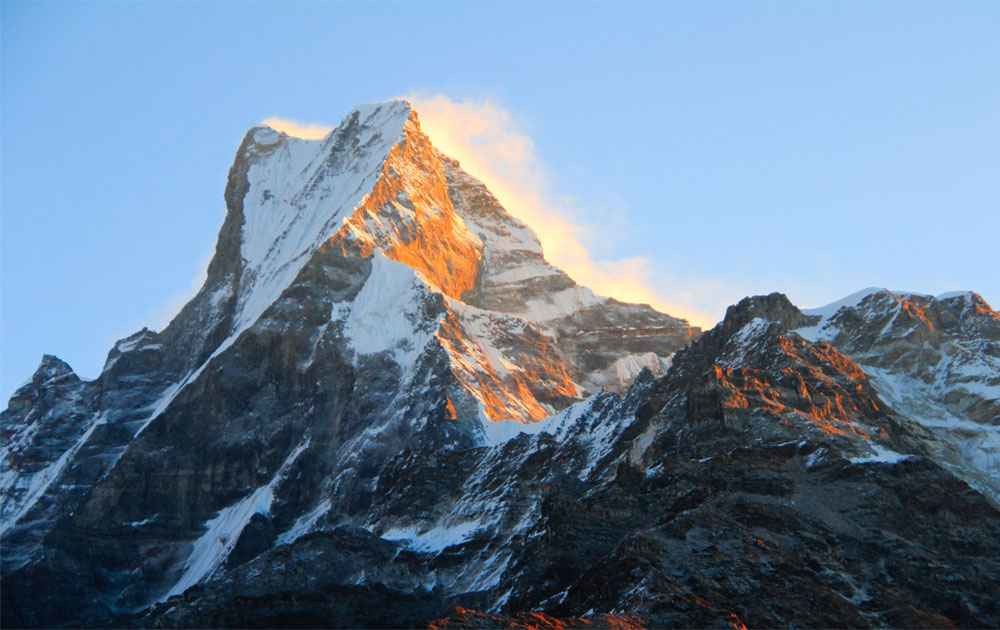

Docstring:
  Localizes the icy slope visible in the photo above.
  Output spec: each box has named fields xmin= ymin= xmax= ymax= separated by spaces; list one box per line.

xmin=794 ymin=288 xmax=1000 ymax=492
xmin=233 ymin=102 xmax=411 ymax=335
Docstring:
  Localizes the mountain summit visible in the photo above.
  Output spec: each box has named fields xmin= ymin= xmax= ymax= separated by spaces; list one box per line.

xmin=1 ymin=100 xmax=697 ymax=623
xmin=164 ymin=100 xmax=697 ymax=425
xmin=2 ymin=101 xmax=998 ymax=628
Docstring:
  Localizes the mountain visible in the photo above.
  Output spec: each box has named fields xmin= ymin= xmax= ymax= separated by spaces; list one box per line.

xmin=2 ymin=100 xmax=998 ymax=628
xmin=794 ymin=288 xmax=1000 ymax=497
xmin=0 ymin=100 xmax=695 ymax=626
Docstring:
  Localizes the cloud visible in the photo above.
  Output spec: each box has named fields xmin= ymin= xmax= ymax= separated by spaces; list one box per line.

xmin=261 ymin=116 xmax=333 ymax=140
xmin=408 ymin=94 xmax=720 ymax=328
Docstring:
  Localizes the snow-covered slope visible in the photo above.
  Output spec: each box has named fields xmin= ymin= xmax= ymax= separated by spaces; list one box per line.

xmin=233 ymin=103 xmax=411 ymax=335
xmin=795 ymin=288 xmax=1000 ymax=494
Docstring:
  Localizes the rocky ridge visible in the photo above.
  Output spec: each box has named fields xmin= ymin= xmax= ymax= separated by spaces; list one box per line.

xmin=794 ymin=288 xmax=1000 ymax=497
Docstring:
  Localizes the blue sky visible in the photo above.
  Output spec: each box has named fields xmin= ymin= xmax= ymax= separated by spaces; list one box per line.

xmin=3 ymin=1 xmax=999 ymax=401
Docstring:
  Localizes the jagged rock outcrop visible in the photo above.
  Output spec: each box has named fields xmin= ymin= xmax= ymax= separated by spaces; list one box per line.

xmin=797 ymin=288 xmax=999 ymax=423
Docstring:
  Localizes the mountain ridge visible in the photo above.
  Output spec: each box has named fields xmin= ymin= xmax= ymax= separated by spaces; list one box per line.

xmin=2 ymin=100 xmax=998 ymax=628
xmin=1 ymin=100 xmax=699 ymax=624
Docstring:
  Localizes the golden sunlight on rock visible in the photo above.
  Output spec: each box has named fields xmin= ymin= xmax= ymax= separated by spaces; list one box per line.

xmin=701 ymin=332 xmax=884 ymax=440
xmin=408 ymin=95 xmax=715 ymax=328
xmin=326 ymin=111 xmax=483 ymax=300
xmin=435 ymin=312 xmax=551 ymax=422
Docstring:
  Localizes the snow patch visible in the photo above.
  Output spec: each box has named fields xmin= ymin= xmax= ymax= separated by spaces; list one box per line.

xmin=795 ymin=287 xmax=889 ymax=342
xmin=487 ymin=262 xmax=560 ymax=285
xmin=381 ymin=519 xmax=483 ymax=553
xmin=801 ymin=287 xmax=887 ymax=320
xmin=342 ymin=253 xmax=440 ymax=374
xmin=518 ymin=286 xmax=604 ymax=322
xmin=720 ymin=317 xmax=771 ymax=367
xmin=850 ymin=443 xmax=912 ymax=465
xmin=935 ymin=290 xmax=974 ymax=301
xmin=479 ymin=396 xmax=597 ymax=446
xmin=804 ymin=447 xmax=828 ymax=469
xmin=586 ymin=352 xmax=672 ymax=393
xmin=0 ymin=412 xmax=107 ymax=534
xmin=252 ymin=127 xmax=281 ymax=145
xmin=162 ymin=437 xmax=311 ymax=600
xmin=276 ymin=498 xmax=331 ymax=547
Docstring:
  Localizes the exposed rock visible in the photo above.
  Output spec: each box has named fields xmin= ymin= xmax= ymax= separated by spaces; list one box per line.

xmin=793 ymin=288 xmax=1000 ymax=497
xmin=428 ymin=607 xmax=645 ymax=629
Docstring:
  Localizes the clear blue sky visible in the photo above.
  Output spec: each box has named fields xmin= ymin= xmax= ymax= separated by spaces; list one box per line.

xmin=3 ymin=1 xmax=999 ymax=402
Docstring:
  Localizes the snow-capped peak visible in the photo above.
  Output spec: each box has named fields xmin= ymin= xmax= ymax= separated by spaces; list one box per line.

xmin=231 ymin=101 xmax=414 ymax=335
xmin=801 ymin=287 xmax=888 ymax=320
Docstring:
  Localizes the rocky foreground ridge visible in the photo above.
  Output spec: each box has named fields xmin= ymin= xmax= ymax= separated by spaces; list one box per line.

xmin=2 ymin=101 xmax=998 ymax=628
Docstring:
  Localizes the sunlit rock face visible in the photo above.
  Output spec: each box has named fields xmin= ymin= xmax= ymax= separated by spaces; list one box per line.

xmin=2 ymin=100 xmax=997 ymax=629
xmin=325 ymin=109 xmax=484 ymax=301
xmin=793 ymin=288 xmax=1000 ymax=495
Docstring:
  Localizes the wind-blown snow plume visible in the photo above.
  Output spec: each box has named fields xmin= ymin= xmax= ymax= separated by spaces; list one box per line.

xmin=147 ymin=251 xmax=213 ymax=331
xmin=261 ymin=117 xmax=333 ymax=141
xmin=408 ymin=95 xmax=714 ymax=327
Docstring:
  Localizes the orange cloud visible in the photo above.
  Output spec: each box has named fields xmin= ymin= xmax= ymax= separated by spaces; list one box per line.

xmin=261 ymin=116 xmax=333 ymax=140
xmin=408 ymin=94 xmax=717 ymax=328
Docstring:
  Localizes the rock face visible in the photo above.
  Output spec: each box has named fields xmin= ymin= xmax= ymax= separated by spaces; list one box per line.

xmin=793 ymin=288 xmax=1000 ymax=497
xmin=2 ymin=101 xmax=998 ymax=629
